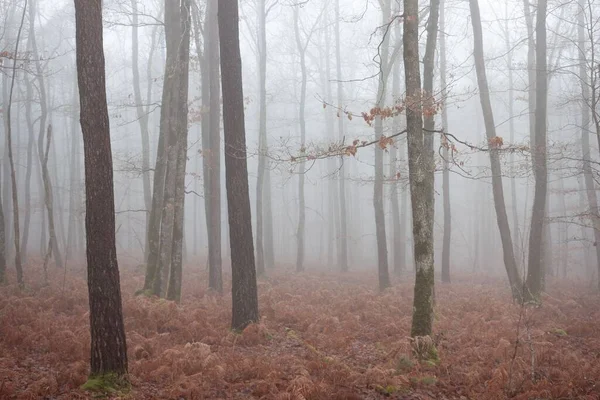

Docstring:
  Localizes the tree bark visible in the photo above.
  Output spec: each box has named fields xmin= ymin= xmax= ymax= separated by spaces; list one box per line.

xmin=218 ymin=0 xmax=260 ymax=330
xmin=74 ymin=0 xmax=128 ymax=377
xmin=469 ymin=0 xmax=523 ymax=301
xmin=404 ymin=0 xmax=438 ymax=337
xmin=167 ymin=0 xmax=191 ymax=303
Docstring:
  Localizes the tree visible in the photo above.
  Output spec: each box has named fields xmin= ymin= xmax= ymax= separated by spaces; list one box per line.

xmin=218 ymin=0 xmax=260 ymax=330
xmin=525 ymin=0 xmax=548 ymax=299
xmin=440 ymin=0 xmax=451 ymax=283
xmin=131 ymin=0 xmax=152 ymax=250
xmin=404 ymin=0 xmax=438 ymax=337
xmin=205 ymin=0 xmax=223 ymax=292
xmin=469 ymin=0 xmax=523 ymax=301
xmin=335 ymin=0 xmax=348 ymax=273
xmin=166 ymin=0 xmax=191 ymax=302
xmin=74 ymin=0 xmax=128 ymax=378
xmin=5 ymin=0 xmax=27 ymax=288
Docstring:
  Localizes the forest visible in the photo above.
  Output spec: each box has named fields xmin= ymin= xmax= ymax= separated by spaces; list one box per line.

xmin=1 ymin=0 xmax=600 ymax=398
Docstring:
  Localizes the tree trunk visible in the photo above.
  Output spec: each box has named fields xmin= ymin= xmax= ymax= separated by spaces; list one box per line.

xmin=335 ymin=0 xmax=348 ymax=273
xmin=578 ymin=0 xmax=600 ymax=290
xmin=440 ymin=0 xmax=451 ymax=283
xmin=74 ymin=0 xmax=128 ymax=377
xmin=373 ymin=0 xmax=392 ymax=291
xmin=293 ymin=6 xmax=306 ymax=273
xmin=404 ymin=0 xmax=438 ymax=337
xmin=5 ymin=0 xmax=27 ymax=287
xmin=525 ymin=0 xmax=547 ymax=300
xmin=218 ymin=0 xmax=260 ymax=330
xmin=206 ymin=0 xmax=223 ymax=292
xmin=21 ymin=74 xmax=34 ymax=263
xmin=167 ymin=0 xmax=191 ymax=303
xmin=255 ymin=0 xmax=267 ymax=276
xmin=41 ymin=125 xmax=59 ymax=282
xmin=469 ymin=0 xmax=523 ymax=301
xmin=131 ymin=0 xmax=152 ymax=251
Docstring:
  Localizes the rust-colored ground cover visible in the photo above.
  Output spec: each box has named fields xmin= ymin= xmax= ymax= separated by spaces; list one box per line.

xmin=1 ymin=262 xmax=599 ymax=399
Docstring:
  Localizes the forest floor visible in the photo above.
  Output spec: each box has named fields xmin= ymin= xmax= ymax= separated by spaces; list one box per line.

xmin=1 ymin=261 xmax=600 ymax=400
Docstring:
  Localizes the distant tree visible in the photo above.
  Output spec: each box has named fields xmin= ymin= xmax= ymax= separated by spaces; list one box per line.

xmin=218 ymin=0 xmax=260 ymax=330
xmin=469 ymin=0 xmax=523 ymax=301
xmin=74 ymin=0 xmax=128 ymax=378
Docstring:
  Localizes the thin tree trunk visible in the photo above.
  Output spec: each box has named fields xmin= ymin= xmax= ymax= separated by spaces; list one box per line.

xmin=218 ymin=0 xmax=260 ymax=330
xmin=335 ymin=0 xmax=348 ymax=273
xmin=374 ymin=0 xmax=392 ymax=291
xmin=255 ymin=0 xmax=267 ymax=276
xmin=525 ymin=0 xmax=548 ymax=300
xmin=21 ymin=73 xmax=34 ymax=262
xmin=404 ymin=0 xmax=438 ymax=337
xmin=5 ymin=0 xmax=28 ymax=287
xmin=440 ymin=0 xmax=451 ymax=283
xmin=206 ymin=0 xmax=223 ymax=292
xmin=74 ymin=0 xmax=128 ymax=377
xmin=293 ymin=6 xmax=306 ymax=273
xmin=131 ymin=0 xmax=152 ymax=249
xmin=469 ymin=0 xmax=523 ymax=301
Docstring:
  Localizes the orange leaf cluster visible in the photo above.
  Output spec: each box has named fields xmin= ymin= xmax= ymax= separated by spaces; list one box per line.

xmin=489 ymin=136 xmax=504 ymax=148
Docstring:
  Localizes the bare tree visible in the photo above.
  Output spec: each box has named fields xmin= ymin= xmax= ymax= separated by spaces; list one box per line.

xmin=74 ymin=0 xmax=128 ymax=378
xmin=404 ymin=0 xmax=438 ymax=337
xmin=5 ymin=0 xmax=27 ymax=287
xmin=167 ymin=0 xmax=191 ymax=303
xmin=218 ymin=0 xmax=259 ymax=330
xmin=525 ymin=0 xmax=548 ymax=299
xmin=440 ymin=0 xmax=450 ymax=283
xmin=469 ymin=0 xmax=523 ymax=301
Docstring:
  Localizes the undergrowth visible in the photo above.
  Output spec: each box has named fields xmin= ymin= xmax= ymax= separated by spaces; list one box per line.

xmin=1 ymin=260 xmax=600 ymax=399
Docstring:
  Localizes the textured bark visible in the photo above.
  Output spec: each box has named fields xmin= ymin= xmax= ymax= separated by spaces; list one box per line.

xmin=578 ymin=0 xmax=600 ymax=290
xmin=440 ymin=0 xmax=450 ymax=283
xmin=293 ymin=6 xmax=306 ymax=273
xmin=404 ymin=0 xmax=437 ymax=337
xmin=131 ymin=0 xmax=152 ymax=246
xmin=144 ymin=1 xmax=174 ymax=292
xmin=218 ymin=0 xmax=260 ymax=330
xmin=374 ymin=0 xmax=392 ymax=291
xmin=5 ymin=0 xmax=27 ymax=287
xmin=154 ymin=0 xmax=189 ymax=297
xmin=335 ymin=0 xmax=348 ymax=273
xmin=469 ymin=0 xmax=523 ymax=301
xmin=167 ymin=0 xmax=191 ymax=303
xmin=206 ymin=0 xmax=223 ymax=292
xmin=74 ymin=0 xmax=128 ymax=376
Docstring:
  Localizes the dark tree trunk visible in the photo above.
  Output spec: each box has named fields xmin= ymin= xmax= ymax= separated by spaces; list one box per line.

xmin=74 ymin=0 xmax=128 ymax=377
xmin=469 ymin=0 xmax=523 ymax=301
xmin=218 ymin=0 xmax=260 ymax=331
xmin=405 ymin=0 xmax=438 ymax=338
